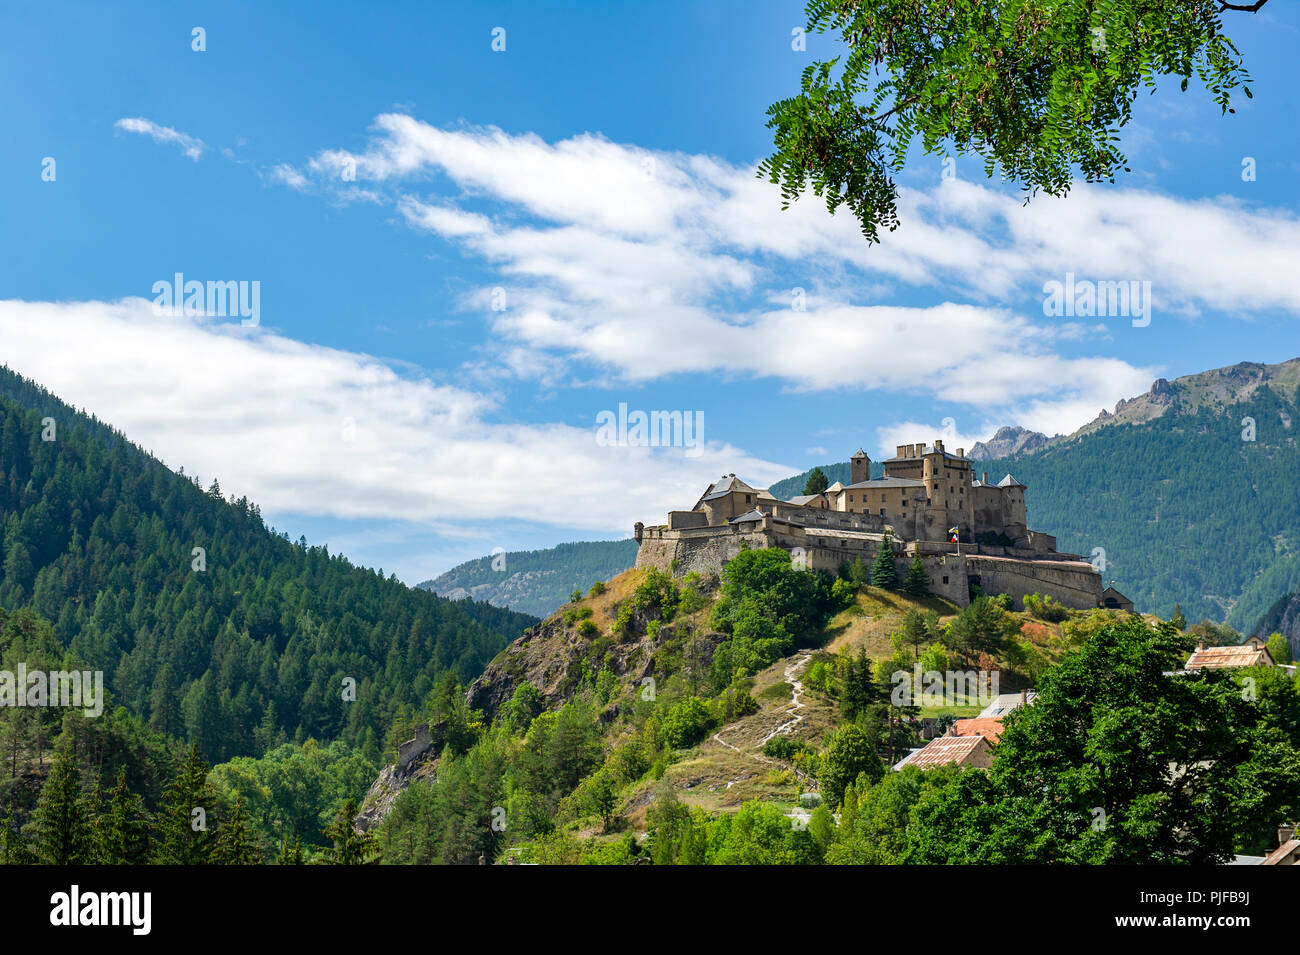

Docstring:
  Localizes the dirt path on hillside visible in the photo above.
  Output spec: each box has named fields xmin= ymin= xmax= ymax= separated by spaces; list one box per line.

xmin=708 ymin=651 xmax=815 ymax=788
xmin=759 ymin=651 xmax=813 ymax=745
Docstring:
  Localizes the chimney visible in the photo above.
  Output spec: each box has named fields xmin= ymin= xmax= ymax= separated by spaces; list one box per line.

xmin=1281 ymin=823 xmax=1297 ymax=847
xmin=1020 ymin=690 xmax=1027 ymax=705
xmin=907 ymin=443 xmax=917 ymax=457
xmin=957 ymin=447 xmax=964 ymax=458
xmin=934 ymin=439 xmax=944 ymax=452
xmin=896 ymin=445 xmax=907 ymax=458
xmin=983 ymin=471 xmax=989 ymax=485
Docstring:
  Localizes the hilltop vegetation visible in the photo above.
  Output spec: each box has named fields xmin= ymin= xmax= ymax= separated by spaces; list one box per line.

xmin=345 ymin=543 xmax=1300 ymax=865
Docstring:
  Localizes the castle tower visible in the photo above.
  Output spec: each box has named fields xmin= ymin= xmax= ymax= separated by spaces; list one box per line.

xmin=850 ymin=448 xmax=870 ymax=485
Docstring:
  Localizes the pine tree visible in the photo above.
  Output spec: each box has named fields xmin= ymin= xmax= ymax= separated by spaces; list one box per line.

xmin=1171 ymin=604 xmax=1187 ymax=631
xmin=213 ymin=793 xmax=261 ymax=865
xmin=848 ymin=556 xmax=870 ymax=589
xmin=803 ymin=467 xmax=829 ymax=496
xmin=275 ymin=834 xmax=306 ymax=865
xmin=29 ymin=734 xmax=92 ymax=864
xmin=322 ymin=799 xmax=378 ymax=864
xmin=903 ymin=553 xmax=930 ymax=596
xmin=151 ymin=744 xmax=216 ymax=864
xmin=0 ymin=802 xmax=32 ymax=864
xmin=871 ymin=535 xmax=898 ymax=590
xmin=95 ymin=768 xmax=150 ymax=863
xmin=840 ymin=647 xmax=876 ymax=721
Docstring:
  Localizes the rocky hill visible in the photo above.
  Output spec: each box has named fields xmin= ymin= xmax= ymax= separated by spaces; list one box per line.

xmin=968 ymin=425 xmax=1055 ymax=460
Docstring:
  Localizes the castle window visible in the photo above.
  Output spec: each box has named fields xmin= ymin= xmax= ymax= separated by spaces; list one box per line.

xmin=942 ymin=576 xmax=949 ymax=585
xmin=879 ymin=508 xmax=885 ymax=516
xmin=745 ymin=494 xmax=751 ymax=503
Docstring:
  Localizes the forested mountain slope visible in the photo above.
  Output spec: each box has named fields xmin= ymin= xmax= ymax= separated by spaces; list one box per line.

xmin=420 ymin=539 xmax=639 ymax=618
xmin=0 ymin=366 xmax=535 ymax=764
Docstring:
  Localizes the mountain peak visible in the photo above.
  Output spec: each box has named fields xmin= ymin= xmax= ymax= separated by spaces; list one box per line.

xmin=968 ymin=425 xmax=1053 ymax=461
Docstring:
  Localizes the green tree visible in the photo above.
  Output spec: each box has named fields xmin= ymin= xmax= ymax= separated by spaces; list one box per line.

xmin=902 ymin=554 xmax=930 ymax=597
xmin=213 ymin=793 xmax=262 ymax=864
xmin=28 ymin=734 xmax=93 ymax=864
xmin=761 ymin=0 xmax=1264 ymax=242
xmin=1266 ymin=632 xmax=1292 ymax=665
xmin=820 ymin=724 xmax=884 ymax=809
xmin=910 ymin=618 xmax=1300 ymax=863
xmin=95 ymin=768 xmax=150 ymax=864
xmin=321 ymin=798 xmax=378 ymax=864
xmin=152 ymin=744 xmax=217 ymax=864
xmin=803 ymin=467 xmax=829 ymax=496
xmin=0 ymin=802 xmax=31 ymax=864
xmin=871 ymin=535 xmax=897 ymax=590
xmin=943 ymin=595 xmax=1020 ymax=664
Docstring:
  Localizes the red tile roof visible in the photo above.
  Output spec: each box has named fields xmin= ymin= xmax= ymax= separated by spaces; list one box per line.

xmin=953 ymin=717 xmax=1005 ymax=743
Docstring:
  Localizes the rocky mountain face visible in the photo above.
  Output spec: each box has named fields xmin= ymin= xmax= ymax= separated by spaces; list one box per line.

xmin=1068 ymin=358 xmax=1300 ymax=441
xmin=968 ymin=425 xmax=1054 ymax=460
xmin=1253 ymin=591 xmax=1300 ymax=662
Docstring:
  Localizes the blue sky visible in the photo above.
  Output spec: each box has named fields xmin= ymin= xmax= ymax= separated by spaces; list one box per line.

xmin=2 ymin=0 xmax=1298 ymax=582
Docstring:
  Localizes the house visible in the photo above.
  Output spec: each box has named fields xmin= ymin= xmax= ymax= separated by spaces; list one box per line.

xmin=1233 ymin=825 xmax=1300 ymax=866
xmin=1242 ymin=634 xmax=1268 ymax=651
xmin=1185 ymin=644 xmax=1275 ymax=671
xmin=952 ymin=717 xmax=1006 ymax=743
xmin=977 ymin=690 xmax=1036 ymax=720
xmin=893 ymin=733 xmax=993 ymax=771
xmin=1263 ymin=824 xmax=1300 ymax=866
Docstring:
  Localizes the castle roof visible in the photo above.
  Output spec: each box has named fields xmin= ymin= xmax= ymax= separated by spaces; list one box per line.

xmin=729 ymin=509 xmax=767 ymax=524
xmin=826 ymin=481 xmax=845 ymax=492
xmin=996 ymin=473 xmax=1026 ymax=488
xmin=695 ymin=474 xmax=762 ymax=507
xmin=851 ymin=448 xmax=868 ymax=459
xmin=787 ymin=494 xmax=823 ymax=506
xmin=844 ymin=477 xmax=926 ymax=490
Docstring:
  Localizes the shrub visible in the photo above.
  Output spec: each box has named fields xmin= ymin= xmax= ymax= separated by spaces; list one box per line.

xmin=660 ymin=697 xmax=716 ymax=748
xmin=1024 ymin=592 xmax=1069 ymax=623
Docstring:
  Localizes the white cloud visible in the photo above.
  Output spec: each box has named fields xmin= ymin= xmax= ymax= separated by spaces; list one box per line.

xmin=268 ymin=163 xmax=308 ymax=190
xmin=275 ymin=116 xmax=1300 ymax=429
xmin=0 ymin=298 xmax=791 ymax=536
xmin=114 ymin=117 xmax=206 ymax=161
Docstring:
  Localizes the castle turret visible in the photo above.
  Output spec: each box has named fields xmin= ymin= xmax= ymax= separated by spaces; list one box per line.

xmin=850 ymin=448 xmax=870 ymax=485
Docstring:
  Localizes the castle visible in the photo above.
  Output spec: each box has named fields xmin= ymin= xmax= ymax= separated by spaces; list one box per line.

xmin=635 ymin=439 xmax=1130 ymax=611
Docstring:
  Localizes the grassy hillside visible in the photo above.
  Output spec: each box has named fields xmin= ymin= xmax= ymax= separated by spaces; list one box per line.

xmin=366 ymin=551 xmax=1129 ymax=862
xmin=419 ymin=538 xmax=639 ymax=618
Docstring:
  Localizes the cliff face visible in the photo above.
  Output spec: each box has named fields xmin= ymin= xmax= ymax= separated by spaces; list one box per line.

xmin=968 ymin=426 xmax=1053 ymax=461
xmin=1255 ymin=591 xmax=1300 ymax=661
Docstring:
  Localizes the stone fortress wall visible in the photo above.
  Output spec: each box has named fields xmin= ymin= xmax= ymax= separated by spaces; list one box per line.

xmin=634 ymin=438 xmax=1112 ymax=612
